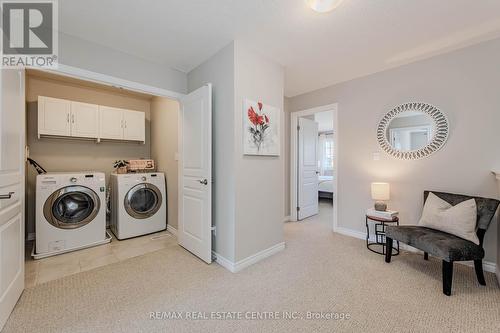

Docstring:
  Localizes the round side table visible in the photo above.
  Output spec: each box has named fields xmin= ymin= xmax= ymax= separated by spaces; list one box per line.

xmin=365 ymin=214 xmax=400 ymax=256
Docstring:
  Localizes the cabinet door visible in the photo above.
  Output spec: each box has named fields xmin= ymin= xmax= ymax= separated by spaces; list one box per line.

xmin=71 ymin=102 xmax=99 ymax=138
xmin=99 ymin=106 xmax=124 ymax=140
xmin=123 ymin=110 xmax=145 ymax=142
xmin=38 ymin=96 xmax=71 ymax=137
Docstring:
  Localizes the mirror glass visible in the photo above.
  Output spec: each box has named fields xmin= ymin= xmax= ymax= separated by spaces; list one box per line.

xmin=385 ymin=111 xmax=434 ymax=152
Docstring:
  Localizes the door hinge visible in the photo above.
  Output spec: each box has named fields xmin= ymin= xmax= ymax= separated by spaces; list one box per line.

xmin=297 ymin=125 xmax=300 ymax=131
xmin=211 ymin=226 xmax=216 ymax=236
xmin=296 ymin=206 xmax=300 ymax=212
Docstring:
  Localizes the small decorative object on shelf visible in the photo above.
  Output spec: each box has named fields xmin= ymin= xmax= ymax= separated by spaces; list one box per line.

xmin=113 ymin=160 xmax=129 ymax=174
xmin=127 ymin=159 xmax=155 ymax=173
xmin=371 ymin=182 xmax=390 ymax=211
xmin=365 ymin=211 xmax=400 ymax=256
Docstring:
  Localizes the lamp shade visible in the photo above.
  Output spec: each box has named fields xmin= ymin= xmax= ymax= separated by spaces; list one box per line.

xmin=371 ymin=182 xmax=390 ymax=201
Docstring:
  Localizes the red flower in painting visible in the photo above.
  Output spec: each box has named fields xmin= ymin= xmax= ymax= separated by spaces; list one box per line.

xmin=248 ymin=106 xmax=264 ymax=125
xmin=247 ymin=101 xmax=270 ymax=152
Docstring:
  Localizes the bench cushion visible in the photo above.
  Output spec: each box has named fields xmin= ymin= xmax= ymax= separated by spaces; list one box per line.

xmin=385 ymin=225 xmax=484 ymax=262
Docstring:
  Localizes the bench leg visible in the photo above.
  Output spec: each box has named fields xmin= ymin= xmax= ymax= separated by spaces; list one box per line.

xmin=385 ymin=237 xmax=393 ymax=263
xmin=424 ymin=252 xmax=429 ymax=260
xmin=442 ymin=260 xmax=453 ymax=296
xmin=474 ymin=260 xmax=486 ymax=286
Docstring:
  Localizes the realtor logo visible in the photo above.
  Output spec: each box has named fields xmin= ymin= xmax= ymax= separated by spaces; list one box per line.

xmin=1 ymin=0 xmax=58 ymax=68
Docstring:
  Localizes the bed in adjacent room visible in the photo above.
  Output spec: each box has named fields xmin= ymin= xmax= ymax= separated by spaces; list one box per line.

xmin=318 ymin=175 xmax=334 ymax=199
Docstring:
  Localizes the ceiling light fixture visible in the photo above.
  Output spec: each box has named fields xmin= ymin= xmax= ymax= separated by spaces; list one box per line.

xmin=306 ymin=0 xmax=344 ymax=13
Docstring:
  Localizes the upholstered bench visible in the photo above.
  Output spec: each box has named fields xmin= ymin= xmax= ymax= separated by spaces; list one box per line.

xmin=384 ymin=191 xmax=499 ymax=296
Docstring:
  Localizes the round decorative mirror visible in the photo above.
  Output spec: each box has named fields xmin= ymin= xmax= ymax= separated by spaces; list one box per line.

xmin=377 ymin=102 xmax=449 ymax=160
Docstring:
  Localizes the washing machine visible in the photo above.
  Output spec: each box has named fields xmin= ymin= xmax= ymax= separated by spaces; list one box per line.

xmin=110 ymin=172 xmax=166 ymax=240
xmin=35 ymin=172 xmax=109 ymax=259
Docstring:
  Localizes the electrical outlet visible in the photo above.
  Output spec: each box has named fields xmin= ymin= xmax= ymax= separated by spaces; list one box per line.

xmin=372 ymin=152 xmax=380 ymax=161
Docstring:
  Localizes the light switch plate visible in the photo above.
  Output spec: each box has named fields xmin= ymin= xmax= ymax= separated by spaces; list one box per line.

xmin=372 ymin=152 xmax=380 ymax=161
xmin=174 ymin=153 xmax=179 ymax=161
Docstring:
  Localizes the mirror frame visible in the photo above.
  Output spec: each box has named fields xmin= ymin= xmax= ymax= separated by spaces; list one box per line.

xmin=377 ymin=102 xmax=449 ymax=160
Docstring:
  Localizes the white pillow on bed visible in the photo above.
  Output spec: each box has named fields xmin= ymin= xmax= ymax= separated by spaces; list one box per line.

xmin=418 ymin=193 xmax=479 ymax=245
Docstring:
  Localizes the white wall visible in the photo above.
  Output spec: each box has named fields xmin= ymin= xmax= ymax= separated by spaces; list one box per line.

xmin=150 ymin=97 xmax=180 ymax=230
xmin=187 ymin=42 xmax=236 ymax=262
xmin=59 ymin=33 xmax=187 ymax=94
xmin=233 ymin=41 xmax=285 ymax=261
xmin=288 ymin=38 xmax=500 ymax=263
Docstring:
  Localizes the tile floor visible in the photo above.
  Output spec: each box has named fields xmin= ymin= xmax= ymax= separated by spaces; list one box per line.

xmin=25 ymin=229 xmax=176 ymax=287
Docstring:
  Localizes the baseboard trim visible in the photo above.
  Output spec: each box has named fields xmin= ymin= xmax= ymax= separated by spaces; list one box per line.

xmin=212 ymin=251 xmax=235 ymax=272
xmin=166 ymin=224 xmax=177 ymax=237
xmin=335 ymin=226 xmax=366 ymax=240
xmin=213 ymin=242 xmax=286 ymax=273
xmin=334 ymin=226 xmax=497 ymax=273
xmin=283 ymin=216 xmax=291 ymax=222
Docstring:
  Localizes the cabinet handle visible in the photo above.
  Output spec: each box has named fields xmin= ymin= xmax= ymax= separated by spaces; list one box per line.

xmin=0 ymin=192 xmax=14 ymax=200
xmin=71 ymin=114 xmax=75 ymax=123
xmin=67 ymin=113 xmax=70 ymax=123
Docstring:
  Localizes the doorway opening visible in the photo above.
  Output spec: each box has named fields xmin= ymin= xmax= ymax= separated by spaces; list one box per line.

xmin=290 ymin=104 xmax=338 ymax=230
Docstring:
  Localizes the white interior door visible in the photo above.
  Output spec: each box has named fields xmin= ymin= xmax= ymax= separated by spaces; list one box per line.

xmin=178 ymin=84 xmax=212 ymax=264
xmin=0 ymin=69 xmax=25 ymax=330
xmin=298 ymin=117 xmax=319 ymax=220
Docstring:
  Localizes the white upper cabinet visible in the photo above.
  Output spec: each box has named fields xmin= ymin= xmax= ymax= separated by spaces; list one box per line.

xmin=38 ymin=96 xmax=146 ymax=143
xmin=123 ymin=110 xmax=145 ymax=142
xmin=71 ymin=101 xmax=99 ymax=138
xmin=38 ymin=96 xmax=71 ymax=137
xmin=99 ymin=106 xmax=145 ymax=142
xmin=99 ymin=106 xmax=124 ymax=140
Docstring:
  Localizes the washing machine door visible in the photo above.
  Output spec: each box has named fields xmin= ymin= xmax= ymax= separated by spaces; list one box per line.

xmin=124 ymin=183 xmax=162 ymax=219
xmin=43 ymin=186 xmax=101 ymax=229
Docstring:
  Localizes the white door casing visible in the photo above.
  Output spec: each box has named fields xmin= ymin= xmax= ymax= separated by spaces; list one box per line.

xmin=298 ymin=117 xmax=319 ymax=220
xmin=178 ymin=84 xmax=212 ymax=264
xmin=0 ymin=69 xmax=25 ymax=330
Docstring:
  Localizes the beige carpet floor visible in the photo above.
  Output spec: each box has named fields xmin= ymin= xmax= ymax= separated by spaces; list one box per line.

xmin=4 ymin=203 xmax=500 ymax=332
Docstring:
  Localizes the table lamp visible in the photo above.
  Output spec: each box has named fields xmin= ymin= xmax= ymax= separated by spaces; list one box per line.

xmin=371 ymin=182 xmax=390 ymax=211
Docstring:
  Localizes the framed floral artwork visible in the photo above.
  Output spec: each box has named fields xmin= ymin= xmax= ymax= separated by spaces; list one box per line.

xmin=243 ymin=99 xmax=280 ymax=156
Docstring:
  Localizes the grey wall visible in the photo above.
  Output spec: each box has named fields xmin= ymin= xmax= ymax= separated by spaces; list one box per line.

xmin=59 ymin=33 xmax=187 ymax=94
xmin=233 ymin=41 xmax=285 ymax=261
xmin=187 ymin=42 xmax=236 ymax=261
xmin=187 ymin=41 xmax=285 ymax=263
xmin=288 ymin=38 xmax=500 ymax=263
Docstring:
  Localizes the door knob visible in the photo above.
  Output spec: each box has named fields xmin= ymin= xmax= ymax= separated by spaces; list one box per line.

xmin=0 ymin=192 xmax=14 ymax=200
xmin=198 ymin=179 xmax=208 ymax=185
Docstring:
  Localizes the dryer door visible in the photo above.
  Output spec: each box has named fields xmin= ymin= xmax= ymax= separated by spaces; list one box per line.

xmin=124 ymin=183 xmax=162 ymax=219
xmin=44 ymin=186 xmax=100 ymax=229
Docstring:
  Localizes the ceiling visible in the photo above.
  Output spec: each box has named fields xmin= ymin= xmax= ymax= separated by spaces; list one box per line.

xmin=59 ymin=0 xmax=500 ymax=97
